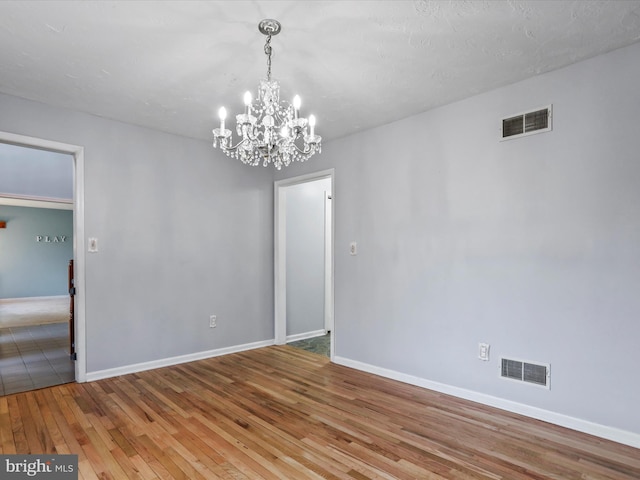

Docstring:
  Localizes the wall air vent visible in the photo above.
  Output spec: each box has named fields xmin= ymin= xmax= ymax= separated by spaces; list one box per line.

xmin=501 ymin=357 xmax=550 ymax=389
xmin=501 ymin=105 xmax=552 ymax=140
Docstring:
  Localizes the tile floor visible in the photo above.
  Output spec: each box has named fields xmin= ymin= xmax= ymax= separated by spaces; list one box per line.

xmin=288 ymin=333 xmax=330 ymax=358
xmin=0 ymin=322 xmax=75 ymax=396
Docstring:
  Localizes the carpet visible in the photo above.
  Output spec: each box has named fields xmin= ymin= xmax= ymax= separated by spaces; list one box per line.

xmin=0 ymin=296 xmax=69 ymax=328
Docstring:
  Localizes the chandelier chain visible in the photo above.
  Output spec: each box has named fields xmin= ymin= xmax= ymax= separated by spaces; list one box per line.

xmin=264 ymin=34 xmax=273 ymax=81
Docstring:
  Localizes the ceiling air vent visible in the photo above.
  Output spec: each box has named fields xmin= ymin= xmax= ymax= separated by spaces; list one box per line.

xmin=501 ymin=357 xmax=550 ymax=389
xmin=501 ymin=105 xmax=552 ymax=140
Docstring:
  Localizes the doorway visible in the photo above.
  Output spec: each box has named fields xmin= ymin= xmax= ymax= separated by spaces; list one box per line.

xmin=0 ymin=131 xmax=86 ymax=385
xmin=274 ymin=169 xmax=334 ymax=359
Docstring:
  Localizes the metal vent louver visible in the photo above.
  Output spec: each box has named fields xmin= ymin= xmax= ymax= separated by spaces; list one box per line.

xmin=501 ymin=105 xmax=552 ymax=140
xmin=501 ymin=358 xmax=550 ymax=388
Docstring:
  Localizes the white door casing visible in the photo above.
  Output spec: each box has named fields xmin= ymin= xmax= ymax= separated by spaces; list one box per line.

xmin=0 ymin=131 xmax=86 ymax=382
xmin=274 ymin=169 xmax=335 ymax=356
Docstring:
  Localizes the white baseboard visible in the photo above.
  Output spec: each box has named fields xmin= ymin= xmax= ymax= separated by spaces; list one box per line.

xmin=333 ymin=355 xmax=640 ymax=449
xmin=85 ymin=339 xmax=274 ymax=382
xmin=0 ymin=295 xmax=67 ymax=302
xmin=286 ymin=329 xmax=326 ymax=343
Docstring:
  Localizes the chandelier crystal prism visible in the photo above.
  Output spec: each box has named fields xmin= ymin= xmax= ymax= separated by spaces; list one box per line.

xmin=213 ymin=19 xmax=322 ymax=170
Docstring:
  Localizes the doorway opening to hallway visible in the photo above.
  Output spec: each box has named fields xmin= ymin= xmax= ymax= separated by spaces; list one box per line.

xmin=274 ymin=169 xmax=334 ymax=359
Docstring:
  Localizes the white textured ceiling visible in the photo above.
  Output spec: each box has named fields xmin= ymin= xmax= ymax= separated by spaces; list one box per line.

xmin=1 ymin=0 xmax=640 ymax=142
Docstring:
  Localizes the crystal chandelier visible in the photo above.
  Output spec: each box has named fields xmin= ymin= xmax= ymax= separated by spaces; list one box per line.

xmin=212 ymin=19 xmax=321 ymax=170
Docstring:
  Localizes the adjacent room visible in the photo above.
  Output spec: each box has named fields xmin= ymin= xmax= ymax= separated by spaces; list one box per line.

xmin=0 ymin=144 xmax=76 ymax=395
xmin=0 ymin=1 xmax=639 ymax=478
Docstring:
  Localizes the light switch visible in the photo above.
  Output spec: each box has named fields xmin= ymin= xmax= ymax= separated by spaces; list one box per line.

xmin=88 ymin=237 xmax=98 ymax=253
xmin=478 ymin=343 xmax=490 ymax=361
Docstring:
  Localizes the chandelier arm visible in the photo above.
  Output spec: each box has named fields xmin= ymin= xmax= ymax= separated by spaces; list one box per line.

xmin=217 ymin=138 xmax=255 ymax=153
xmin=272 ymin=133 xmax=314 ymax=152
xmin=290 ymin=142 xmax=314 ymax=155
xmin=242 ymin=123 xmax=259 ymax=142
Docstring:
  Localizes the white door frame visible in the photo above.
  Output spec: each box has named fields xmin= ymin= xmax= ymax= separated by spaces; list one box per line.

xmin=324 ymin=190 xmax=334 ymax=333
xmin=0 ymin=131 xmax=87 ymax=382
xmin=274 ymin=169 xmax=334 ymax=356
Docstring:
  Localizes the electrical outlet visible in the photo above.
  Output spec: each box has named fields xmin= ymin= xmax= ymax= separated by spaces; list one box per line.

xmin=209 ymin=315 xmax=217 ymax=328
xmin=350 ymin=241 xmax=357 ymax=255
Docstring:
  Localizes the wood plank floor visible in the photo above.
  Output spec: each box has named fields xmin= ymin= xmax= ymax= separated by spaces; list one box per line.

xmin=1 ymin=345 xmax=639 ymax=479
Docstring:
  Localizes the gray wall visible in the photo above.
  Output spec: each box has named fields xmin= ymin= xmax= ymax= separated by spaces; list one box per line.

xmin=0 ymin=92 xmax=274 ymax=373
xmin=0 ymin=205 xmax=73 ymax=298
xmin=286 ymin=178 xmax=331 ymax=337
xmin=276 ymin=41 xmax=640 ymax=436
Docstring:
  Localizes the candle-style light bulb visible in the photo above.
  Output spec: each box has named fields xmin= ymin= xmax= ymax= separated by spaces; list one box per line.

xmin=308 ymin=114 xmax=316 ymax=137
xmin=293 ymin=95 xmax=301 ymax=118
xmin=218 ymin=107 xmax=227 ymax=132
xmin=244 ymin=91 xmax=252 ymax=115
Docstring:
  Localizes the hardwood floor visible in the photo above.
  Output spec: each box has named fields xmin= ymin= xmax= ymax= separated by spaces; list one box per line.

xmin=1 ymin=345 xmax=639 ymax=479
